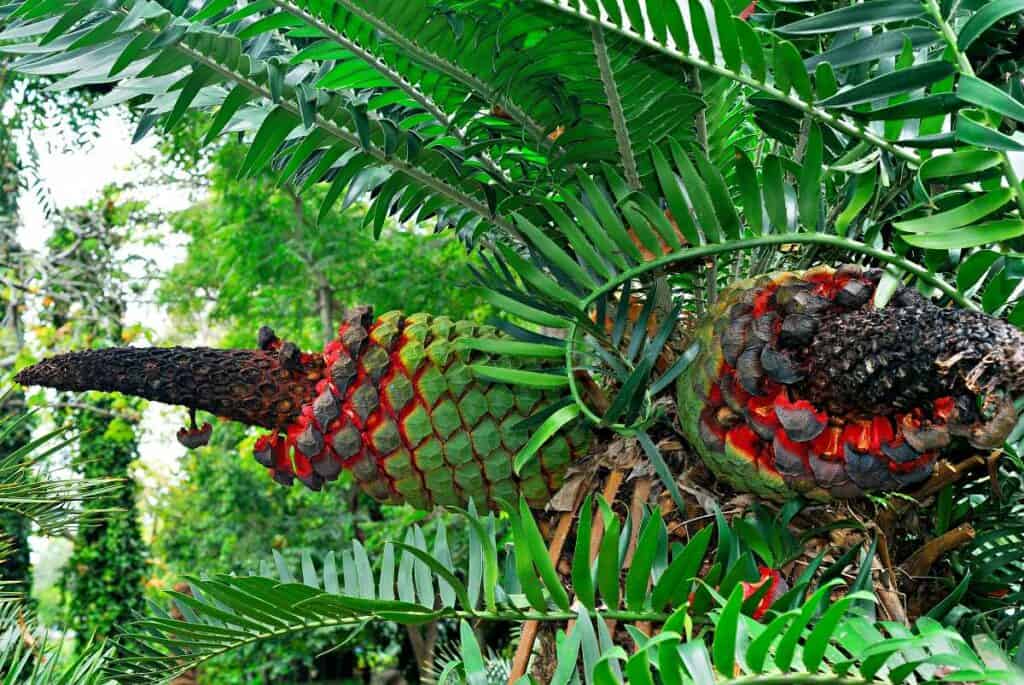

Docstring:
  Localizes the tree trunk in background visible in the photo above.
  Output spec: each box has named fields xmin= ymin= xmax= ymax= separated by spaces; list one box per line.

xmin=0 ymin=83 xmax=35 ymax=598
xmin=317 ymin=283 xmax=334 ymax=345
xmin=0 ymin=399 xmax=33 ymax=590
xmin=41 ymin=204 xmax=150 ymax=655
xmin=61 ymin=397 xmax=147 ymax=653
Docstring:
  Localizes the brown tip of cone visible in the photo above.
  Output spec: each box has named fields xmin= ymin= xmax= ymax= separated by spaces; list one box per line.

xmin=17 ymin=346 xmax=323 ymax=430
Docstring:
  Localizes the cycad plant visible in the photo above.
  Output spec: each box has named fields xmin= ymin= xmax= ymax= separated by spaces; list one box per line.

xmin=0 ymin=396 xmax=121 ymax=682
xmin=4 ymin=0 xmax=1024 ymax=681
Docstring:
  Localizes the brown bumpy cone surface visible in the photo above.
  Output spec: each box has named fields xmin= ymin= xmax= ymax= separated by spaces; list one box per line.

xmin=15 ymin=347 xmax=322 ymax=430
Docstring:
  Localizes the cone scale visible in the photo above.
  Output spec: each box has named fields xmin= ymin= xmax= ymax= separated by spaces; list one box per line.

xmin=677 ymin=265 xmax=1024 ymax=500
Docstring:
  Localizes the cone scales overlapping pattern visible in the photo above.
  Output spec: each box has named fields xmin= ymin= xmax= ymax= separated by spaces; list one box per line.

xmin=678 ymin=265 xmax=1024 ymax=500
xmin=251 ymin=307 xmax=590 ymax=509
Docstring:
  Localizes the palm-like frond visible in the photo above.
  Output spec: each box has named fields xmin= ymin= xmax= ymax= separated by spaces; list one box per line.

xmin=0 ymin=408 xmax=122 ymax=541
xmin=532 ymin=0 xmax=1024 ymax=292
xmin=109 ymin=498 xmax=1022 ymax=684
xmin=0 ymin=401 xmax=117 ymax=682
xmin=0 ymin=602 xmax=113 ymax=683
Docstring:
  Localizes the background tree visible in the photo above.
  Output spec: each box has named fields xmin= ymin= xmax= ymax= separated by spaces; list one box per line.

xmin=159 ymin=141 xmax=487 ymax=349
xmin=40 ymin=197 xmax=151 ymax=650
xmin=0 ymin=78 xmax=34 ymax=594
xmin=0 ymin=6 xmax=107 ymax=600
xmin=0 ymin=409 xmax=122 ymax=683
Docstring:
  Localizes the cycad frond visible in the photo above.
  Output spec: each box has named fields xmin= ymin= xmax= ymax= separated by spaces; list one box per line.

xmin=109 ymin=498 xmax=1023 ymax=684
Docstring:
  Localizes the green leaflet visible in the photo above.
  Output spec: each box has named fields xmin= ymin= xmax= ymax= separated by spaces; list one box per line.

xmin=513 ymin=403 xmax=580 ymax=474
xmin=958 ymin=0 xmax=1024 ymax=49
xmin=821 ymin=61 xmax=956 ymax=108
xmin=777 ymin=0 xmax=924 ymax=35
xmin=901 ymin=219 xmax=1024 ymax=250
xmin=956 ymin=112 xmax=1024 ymax=152
xmin=894 ymin=189 xmax=1014 ymax=234
xmin=919 ymin=149 xmax=1004 ymax=181
xmin=958 ymin=75 xmax=1024 ymax=124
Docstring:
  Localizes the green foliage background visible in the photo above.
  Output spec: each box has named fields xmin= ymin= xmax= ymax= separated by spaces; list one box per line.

xmin=60 ymin=397 xmax=147 ymax=651
xmin=0 ymin=405 xmax=34 ymax=589
xmin=159 ymin=143 xmax=489 ymax=349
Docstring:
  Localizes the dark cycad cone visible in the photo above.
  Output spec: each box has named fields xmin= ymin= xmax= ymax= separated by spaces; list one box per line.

xmin=16 ymin=346 xmax=323 ymax=430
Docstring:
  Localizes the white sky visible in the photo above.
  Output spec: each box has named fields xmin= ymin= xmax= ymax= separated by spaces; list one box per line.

xmin=15 ymin=110 xmax=201 ymax=559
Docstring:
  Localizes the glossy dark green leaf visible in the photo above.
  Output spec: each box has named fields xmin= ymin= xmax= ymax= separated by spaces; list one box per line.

xmin=543 ymin=199 xmax=612 ymax=280
xmin=669 ymin=140 xmax=721 ymax=243
xmin=598 ymin=0 xmax=622 ymax=26
xmin=763 ymin=155 xmax=788 ymax=230
xmin=712 ymin=0 xmax=741 ymax=71
xmin=499 ymin=255 xmax=578 ymax=317
xmin=835 ymin=168 xmax=876 ymax=236
xmin=663 ymin=0 xmax=689 ymax=52
xmin=774 ymin=581 xmax=842 ymax=671
xmin=519 ymin=498 xmax=571 ymax=611
xmin=798 ymin=123 xmax=822 ymax=228
xmin=576 ymin=172 xmax=642 ymax=263
xmin=572 ymin=497 xmax=596 ymax=610
xmin=958 ymin=0 xmax=1024 ymax=49
xmin=597 ymin=507 xmax=622 ymax=609
xmin=513 ymin=213 xmax=595 ymax=289
xmin=40 ymin=0 xmax=95 ymax=45
xmin=620 ymin=203 xmax=664 ymax=257
xmin=652 ymin=146 xmax=701 ymax=246
xmin=734 ymin=18 xmax=765 ymax=82
xmin=926 ymin=571 xmax=972 ymax=621
xmin=485 ymin=293 xmax=568 ymax=333
xmin=165 ymin=65 xmax=215 ymax=131
xmin=624 ymin=510 xmax=661 ymax=610
xmin=622 ymin=0 xmax=644 ymax=32
xmin=108 ymin=32 xmax=151 ymax=77
xmin=895 ymin=189 xmax=1013 ymax=233
xmin=239 ymin=106 xmax=299 ymax=177
xmin=561 ymin=189 xmax=630 ymax=272
xmin=688 ymin=0 xmax=715 ymax=63
xmin=775 ymin=40 xmax=812 ymax=100
xmin=957 ymin=250 xmax=1002 ymax=292
xmin=919 ymin=149 xmax=1003 ymax=181
xmin=506 ymin=508 xmax=548 ymax=611
xmin=192 ymin=0 xmax=234 ymax=22
xmin=629 ymin=194 xmax=682 ymax=251
xmin=712 ymin=585 xmax=744 ymax=676
xmin=822 ymin=61 xmax=956 ymax=108
xmin=733 ymin=148 xmax=763 ymax=233
xmin=459 ymin=620 xmax=487 ymax=684
xmin=902 ymin=219 xmax=1024 ymax=249
xmin=746 ymin=610 xmax=798 ymax=672
xmin=471 ymin=365 xmax=570 ymax=390
xmin=650 ymin=524 xmax=713 ymax=610
xmin=856 ymin=93 xmax=960 ymax=121
xmin=958 ymin=75 xmax=1024 ymax=123
xmin=956 ymin=112 xmax=1024 ymax=152
xmin=513 ymin=404 xmax=579 ymax=474
xmin=806 ymin=28 xmax=939 ymax=70
xmin=802 ymin=593 xmax=861 ymax=671
xmin=778 ymin=0 xmax=923 ymax=35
